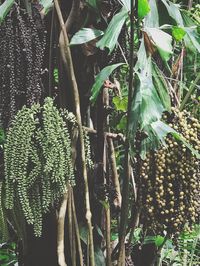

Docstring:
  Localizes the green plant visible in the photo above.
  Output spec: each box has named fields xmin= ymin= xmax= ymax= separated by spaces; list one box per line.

xmin=0 ymin=242 xmax=17 ymax=266
xmin=160 ymin=225 xmax=200 ymax=266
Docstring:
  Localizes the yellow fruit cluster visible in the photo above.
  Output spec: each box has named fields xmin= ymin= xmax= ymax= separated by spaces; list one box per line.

xmin=138 ymin=108 xmax=199 ymax=236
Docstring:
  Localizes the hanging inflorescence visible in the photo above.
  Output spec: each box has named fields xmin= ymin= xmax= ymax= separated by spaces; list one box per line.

xmin=137 ymin=108 xmax=200 ymax=237
xmin=4 ymin=98 xmax=75 ymax=236
xmin=0 ymin=182 xmax=9 ymax=242
xmin=0 ymin=3 xmax=46 ymax=129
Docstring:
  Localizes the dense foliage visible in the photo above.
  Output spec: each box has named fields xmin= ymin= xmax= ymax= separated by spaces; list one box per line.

xmin=0 ymin=0 xmax=199 ymax=265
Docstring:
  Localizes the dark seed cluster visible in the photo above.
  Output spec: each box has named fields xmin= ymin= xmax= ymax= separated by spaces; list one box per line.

xmin=0 ymin=4 xmax=46 ymax=129
xmin=138 ymin=108 xmax=200 ymax=237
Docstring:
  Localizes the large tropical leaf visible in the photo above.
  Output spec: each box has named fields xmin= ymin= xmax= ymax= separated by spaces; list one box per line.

xmin=129 ymin=39 xmax=165 ymax=157
xmin=117 ymin=0 xmax=130 ymax=11
xmin=145 ymin=28 xmax=173 ymax=62
xmin=144 ymin=0 xmax=159 ymax=28
xmin=90 ymin=63 xmax=124 ymax=104
xmin=160 ymin=0 xmax=184 ymax=26
xmin=94 ymin=247 xmax=106 ymax=266
xmin=70 ymin=28 xmax=104 ymax=46
xmin=96 ymin=7 xmax=128 ymax=53
xmin=151 ymin=120 xmax=200 ymax=159
xmin=184 ymin=27 xmax=200 ymax=53
xmin=152 ymin=62 xmax=171 ymax=111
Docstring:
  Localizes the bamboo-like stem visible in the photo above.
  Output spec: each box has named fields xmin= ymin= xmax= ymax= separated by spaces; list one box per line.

xmin=48 ymin=5 xmax=55 ymax=96
xmin=188 ymin=0 xmax=193 ymax=9
xmin=67 ymin=187 xmax=74 ymax=265
xmin=71 ymin=189 xmax=84 ymax=266
xmin=118 ymin=0 xmax=136 ymax=264
xmin=57 ymin=193 xmax=68 ymax=266
xmin=71 ymin=196 xmax=77 ymax=266
xmin=105 ymin=204 xmax=112 ymax=266
xmin=108 ymin=138 xmax=122 ymax=209
xmin=54 ymin=1 xmax=95 ymax=265
xmin=180 ymin=72 xmax=200 ymax=111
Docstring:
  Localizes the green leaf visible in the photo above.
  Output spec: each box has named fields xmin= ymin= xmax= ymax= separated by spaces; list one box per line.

xmin=129 ymin=39 xmax=165 ymax=158
xmin=144 ymin=0 xmax=159 ymax=28
xmin=94 ymin=247 xmax=106 ymax=266
xmin=70 ymin=28 xmax=104 ymax=46
xmin=95 ymin=225 xmax=104 ymax=239
xmin=151 ymin=120 xmax=200 ymax=159
xmin=113 ymin=96 xmax=128 ymax=111
xmin=39 ymin=0 xmax=53 ymax=15
xmin=79 ymin=224 xmax=88 ymax=244
xmin=117 ymin=115 xmax=127 ymax=130
xmin=181 ymin=11 xmax=200 ymax=52
xmin=155 ymin=235 xmax=165 ymax=247
xmin=139 ymin=75 xmax=164 ymax=129
xmin=143 ymin=235 xmax=156 ymax=245
xmin=138 ymin=0 xmax=151 ymax=19
xmin=118 ymin=0 xmax=130 ymax=11
xmin=145 ymin=28 xmax=173 ymax=62
xmin=160 ymin=0 xmax=184 ymax=26
xmin=184 ymin=27 xmax=200 ymax=53
xmin=111 ymin=232 xmax=118 ymax=241
xmin=0 ymin=0 xmax=14 ymax=24
xmin=53 ymin=68 xmax=59 ymax=84
xmin=96 ymin=7 xmax=128 ymax=53
xmin=172 ymin=26 xmax=186 ymax=42
xmin=86 ymin=0 xmax=98 ymax=9
xmin=90 ymin=63 xmax=124 ymax=104
xmin=152 ymin=62 xmax=171 ymax=111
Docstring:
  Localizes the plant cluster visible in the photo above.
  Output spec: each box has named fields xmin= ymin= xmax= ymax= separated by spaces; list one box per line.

xmin=138 ymin=108 xmax=200 ymax=237
xmin=0 ymin=3 xmax=45 ymax=129
xmin=3 ymin=98 xmax=75 ymax=236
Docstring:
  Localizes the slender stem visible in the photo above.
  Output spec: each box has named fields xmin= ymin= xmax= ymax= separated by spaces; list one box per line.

xmin=188 ymin=0 xmax=193 ymax=10
xmin=118 ymin=0 xmax=136 ymax=264
xmin=71 ymin=189 xmax=84 ymax=266
xmin=54 ymin=1 xmax=95 ymax=265
xmin=67 ymin=187 xmax=74 ymax=265
xmin=180 ymin=72 xmax=200 ymax=111
xmin=71 ymin=195 xmax=77 ymax=266
xmin=57 ymin=193 xmax=68 ymax=266
xmin=48 ymin=5 xmax=55 ymax=96
xmin=105 ymin=204 xmax=112 ymax=266
xmin=108 ymin=138 xmax=122 ymax=209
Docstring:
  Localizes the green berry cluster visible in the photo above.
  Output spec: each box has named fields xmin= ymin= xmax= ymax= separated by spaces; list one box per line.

xmin=0 ymin=182 xmax=9 ymax=242
xmin=83 ymin=130 xmax=94 ymax=169
xmin=4 ymin=98 xmax=75 ymax=236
